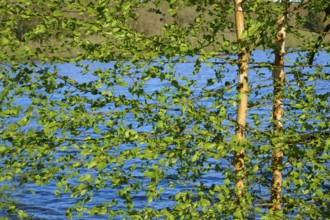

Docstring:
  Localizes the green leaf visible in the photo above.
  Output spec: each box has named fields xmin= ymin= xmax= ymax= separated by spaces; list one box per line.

xmin=315 ymin=189 xmax=323 ymax=197
xmin=200 ymin=198 xmax=210 ymax=207
xmin=192 ymin=152 xmax=200 ymax=162
xmin=0 ymin=146 xmax=6 ymax=153
xmin=163 ymin=136 xmax=173 ymax=143
xmin=78 ymin=174 xmax=93 ymax=183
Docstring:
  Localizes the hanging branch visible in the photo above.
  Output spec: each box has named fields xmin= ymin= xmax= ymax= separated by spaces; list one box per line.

xmin=306 ymin=4 xmax=330 ymax=64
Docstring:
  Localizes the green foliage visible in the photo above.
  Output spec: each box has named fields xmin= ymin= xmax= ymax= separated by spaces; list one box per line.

xmin=0 ymin=0 xmax=329 ymax=219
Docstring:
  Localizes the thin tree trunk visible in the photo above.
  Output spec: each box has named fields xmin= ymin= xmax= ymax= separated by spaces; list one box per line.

xmin=233 ymin=0 xmax=250 ymax=198
xmin=271 ymin=11 xmax=287 ymax=211
xmin=308 ymin=4 xmax=330 ymax=65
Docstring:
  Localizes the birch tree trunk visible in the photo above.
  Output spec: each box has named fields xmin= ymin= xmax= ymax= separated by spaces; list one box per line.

xmin=233 ymin=0 xmax=250 ymax=198
xmin=271 ymin=9 xmax=287 ymax=211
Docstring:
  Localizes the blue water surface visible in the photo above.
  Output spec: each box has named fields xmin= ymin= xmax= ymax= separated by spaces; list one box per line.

xmin=0 ymin=50 xmax=329 ymax=219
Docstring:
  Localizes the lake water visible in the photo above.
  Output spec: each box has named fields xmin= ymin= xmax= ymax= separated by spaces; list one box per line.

xmin=0 ymin=50 xmax=329 ymax=219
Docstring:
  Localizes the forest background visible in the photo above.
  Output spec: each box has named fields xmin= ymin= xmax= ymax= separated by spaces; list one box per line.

xmin=8 ymin=1 xmax=330 ymax=57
